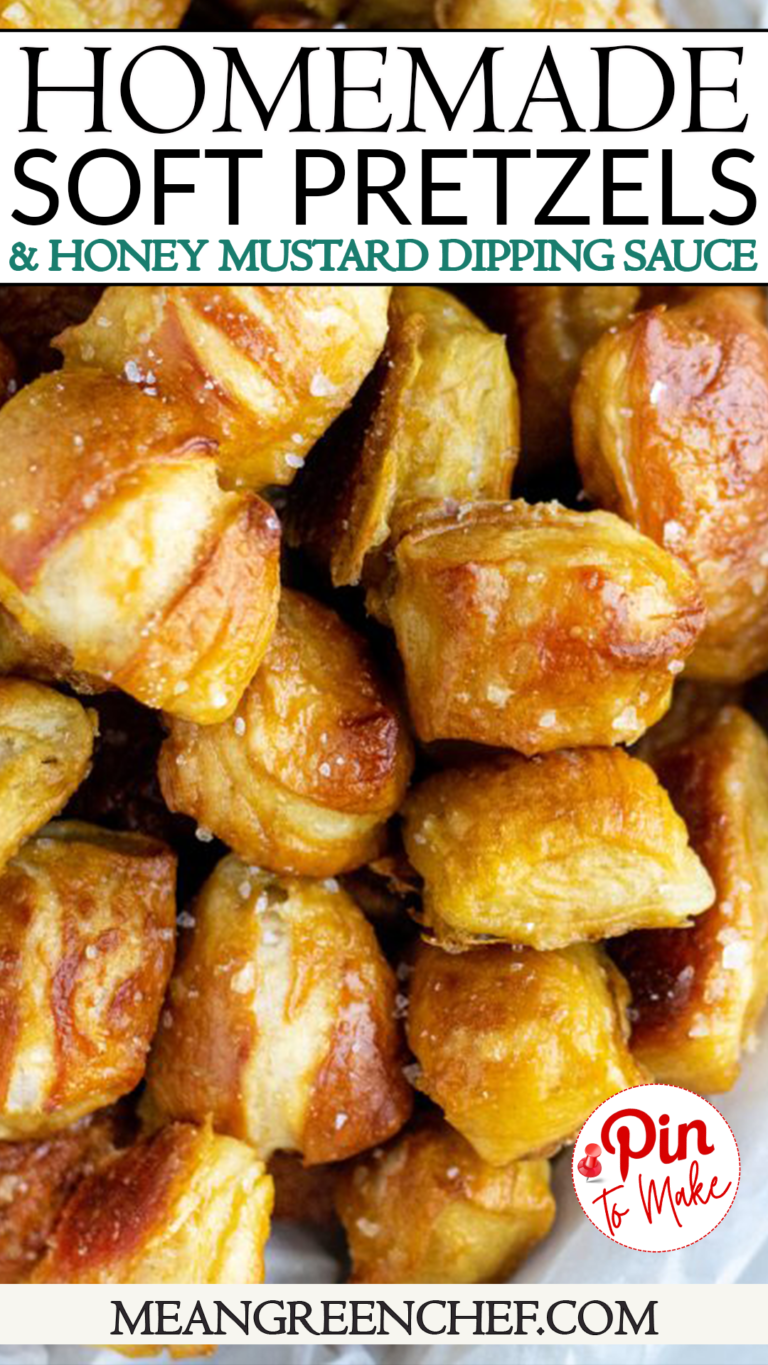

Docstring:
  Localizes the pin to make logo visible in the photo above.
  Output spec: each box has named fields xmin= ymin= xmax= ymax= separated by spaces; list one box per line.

xmin=572 ymin=1084 xmax=740 ymax=1253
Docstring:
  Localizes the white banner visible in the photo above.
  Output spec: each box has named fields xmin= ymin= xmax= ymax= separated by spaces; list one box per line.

xmin=0 ymin=1283 xmax=764 ymax=1348
xmin=0 ymin=30 xmax=764 ymax=283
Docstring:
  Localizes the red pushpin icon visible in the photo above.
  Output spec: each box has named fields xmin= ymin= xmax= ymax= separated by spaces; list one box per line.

xmin=577 ymin=1143 xmax=602 ymax=1179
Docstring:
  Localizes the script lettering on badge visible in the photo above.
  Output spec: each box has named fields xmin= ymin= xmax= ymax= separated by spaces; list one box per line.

xmin=572 ymin=1086 xmax=740 ymax=1253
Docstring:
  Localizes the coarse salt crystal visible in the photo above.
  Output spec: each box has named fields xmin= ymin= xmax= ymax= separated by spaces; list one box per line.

xmin=231 ymin=963 xmax=255 ymax=994
xmin=310 ymin=372 xmax=337 ymax=398
xmin=722 ymin=940 xmax=750 ymax=970
xmin=663 ymin=519 xmax=685 ymax=546
xmin=486 ymin=683 xmax=511 ymax=707
xmin=613 ymin=705 xmax=639 ymax=731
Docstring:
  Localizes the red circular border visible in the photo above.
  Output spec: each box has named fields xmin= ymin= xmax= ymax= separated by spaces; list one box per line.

xmin=570 ymin=1083 xmax=741 ymax=1253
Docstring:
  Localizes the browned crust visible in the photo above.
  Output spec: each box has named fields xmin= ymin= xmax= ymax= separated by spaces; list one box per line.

xmin=574 ymin=289 xmax=768 ymax=682
xmin=0 ymin=824 xmax=177 ymax=1128
xmin=115 ymin=493 xmax=281 ymax=715
xmin=302 ymin=908 xmax=413 ymax=1163
xmin=613 ymin=705 xmax=768 ymax=1089
xmin=0 ymin=1109 xmax=126 ymax=1282
xmin=33 ymin=1123 xmax=198 ymax=1280
xmin=0 ymin=370 xmax=215 ymax=593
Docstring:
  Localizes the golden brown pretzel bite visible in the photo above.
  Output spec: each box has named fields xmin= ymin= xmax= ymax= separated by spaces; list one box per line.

xmin=58 ymin=285 xmax=392 ymax=490
xmin=0 ymin=370 xmax=280 ymax=723
xmin=403 ymin=748 xmax=714 ymax=951
xmin=289 ymin=287 xmax=518 ymax=586
xmin=143 ymin=854 xmax=413 ymax=1162
xmin=438 ymin=1 xmax=666 ymax=33
xmin=613 ymin=706 xmax=768 ymax=1093
xmin=0 ymin=821 xmax=176 ymax=1139
xmin=380 ymin=499 xmax=704 ymax=753
xmin=0 ymin=679 xmax=96 ymax=874
xmin=573 ymin=289 xmax=768 ymax=682
xmin=407 ymin=942 xmax=644 ymax=1165
xmin=33 ymin=1121 xmax=272 ymax=1283
xmin=336 ymin=1115 xmax=555 ymax=1283
xmin=158 ymin=589 xmax=414 ymax=877
xmin=0 ymin=1109 xmax=125 ymax=1283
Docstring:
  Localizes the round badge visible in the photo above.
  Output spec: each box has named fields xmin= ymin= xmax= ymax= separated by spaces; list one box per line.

xmin=572 ymin=1083 xmax=740 ymax=1253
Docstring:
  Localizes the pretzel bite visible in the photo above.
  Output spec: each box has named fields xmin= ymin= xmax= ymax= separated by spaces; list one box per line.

xmin=158 ymin=590 xmax=413 ymax=876
xmin=33 ymin=1120 xmax=272 ymax=1283
xmin=438 ymin=0 xmax=666 ymax=31
xmin=0 ymin=0 xmax=188 ymax=29
xmin=0 ymin=287 xmax=102 ymax=377
xmin=408 ymin=942 xmax=644 ymax=1164
xmin=613 ymin=706 xmax=768 ymax=1093
xmin=0 ymin=1109 xmax=124 ymax=1283
xmin=381 ymin=500 xmax=704 ymax=753
xmin=0 ymin=679 xmax=96 ymax=874
xmin=403 ymin=749 xmax=714 ymax=951
xmin=573 ymin=289 xmax=768 ymax=683
xmin=336 ymin=1115 xmax=555 ymax=1283
xmin=143 ymin=855 xmax=413 ymax=1162
xmin=0 ymin=370 xmax=280 ymax=722
xmin=0 ymin=821 xmax=176 ymax=1139
xmin=290 ymin=287 xmax=518 ymax=587
xmin=58 ymin=285 xmax=391 ymax=490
